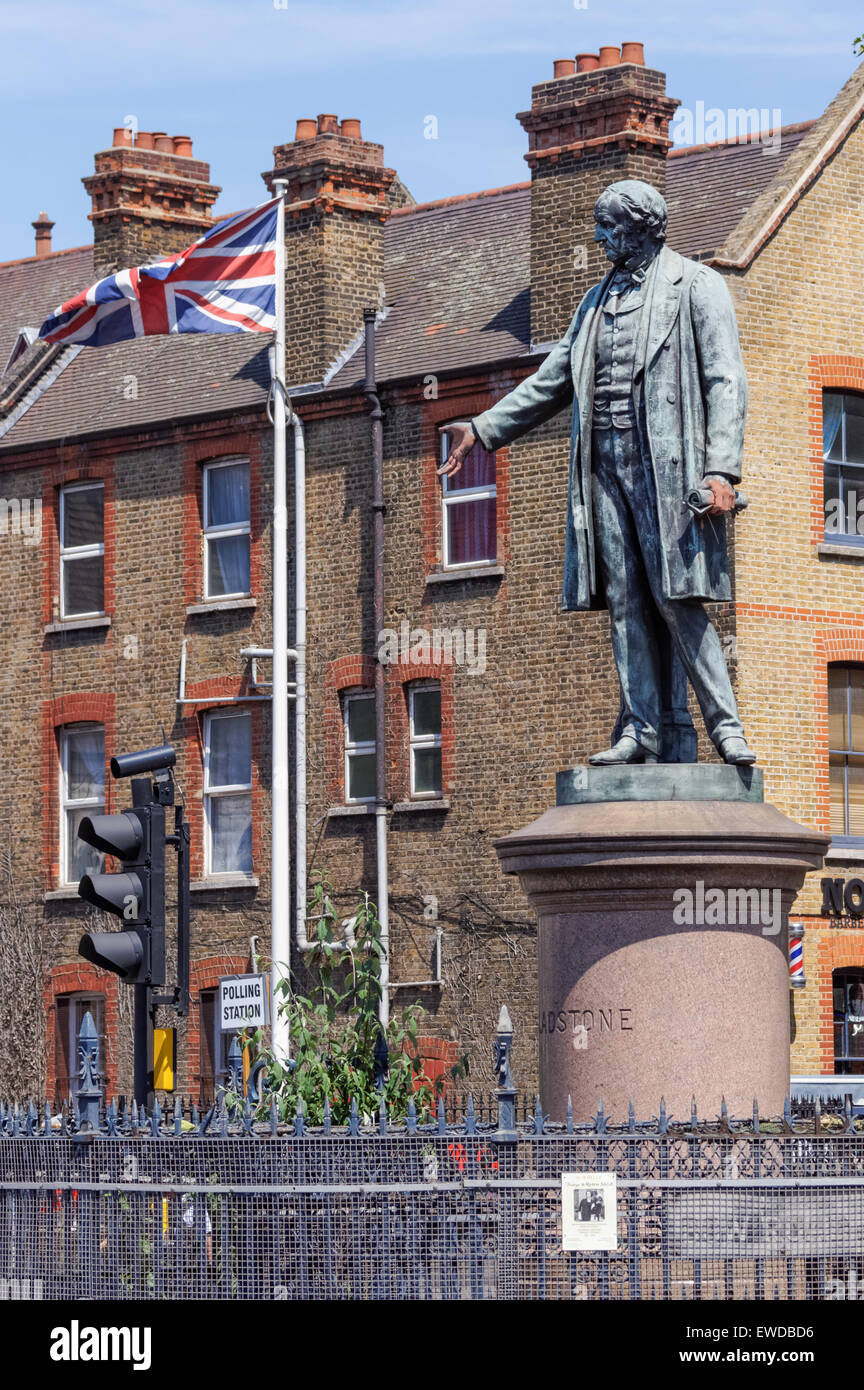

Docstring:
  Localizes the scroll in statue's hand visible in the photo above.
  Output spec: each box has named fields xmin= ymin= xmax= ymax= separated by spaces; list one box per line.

xmin=438 ymin=424 xmax=475 ymax=478
xmin=702 ymin=477 xmax=737 ymax=515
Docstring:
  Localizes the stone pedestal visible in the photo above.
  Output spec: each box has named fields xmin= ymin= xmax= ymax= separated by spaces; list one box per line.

xmin=495 ymin=766 xmax=828 ymax=1120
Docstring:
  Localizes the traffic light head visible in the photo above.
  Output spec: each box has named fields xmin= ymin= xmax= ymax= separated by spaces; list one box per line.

xmin=77 ymin=802 xmax=165 ymax=986
xmin=78 ymin=928 xmax=145 ymax=980
xmin=77 ymin=809 xmax=144 ymax=861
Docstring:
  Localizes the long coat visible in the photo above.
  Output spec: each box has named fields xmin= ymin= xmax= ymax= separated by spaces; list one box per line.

xmin=472 ymin=245 xmax=747 ymax=611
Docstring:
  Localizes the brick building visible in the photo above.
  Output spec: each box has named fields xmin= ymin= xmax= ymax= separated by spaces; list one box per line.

xmin=1 ymin=45 xmax=863 ymax=1102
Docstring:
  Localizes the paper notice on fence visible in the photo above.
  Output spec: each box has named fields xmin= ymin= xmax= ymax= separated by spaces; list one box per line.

xmin=561 ymin=1172 xmax=618 ymax=1252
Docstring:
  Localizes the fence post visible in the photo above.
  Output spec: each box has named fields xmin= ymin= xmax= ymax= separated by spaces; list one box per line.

xmin=76 ymin=1010 xmax=101 ymax=1132
xmin=491 ymin=1005 xmax=520 ymax=1300
xmin=492 ymin=1005 xmax=518 ymax=1143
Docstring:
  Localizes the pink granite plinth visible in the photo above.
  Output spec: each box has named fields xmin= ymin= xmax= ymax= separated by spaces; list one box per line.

xmin=495 ymin=793 xmax=828 ymax=1120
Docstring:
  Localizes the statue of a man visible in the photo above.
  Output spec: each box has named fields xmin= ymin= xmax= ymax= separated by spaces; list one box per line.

xmin=442 ymin=179 xmax=754 ymax=766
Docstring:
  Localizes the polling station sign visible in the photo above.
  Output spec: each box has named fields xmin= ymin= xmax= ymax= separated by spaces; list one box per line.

xmin=218 ymin=974 xmax=270 ymax=1032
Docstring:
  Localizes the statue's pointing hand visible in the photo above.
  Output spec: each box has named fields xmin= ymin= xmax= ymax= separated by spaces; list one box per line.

xmin=438 ymin=423 xmax=476 ymax=478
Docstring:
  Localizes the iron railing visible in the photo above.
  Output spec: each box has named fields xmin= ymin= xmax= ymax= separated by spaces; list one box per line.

xmin=1 ymin=1008 xmax=864 ymax=1300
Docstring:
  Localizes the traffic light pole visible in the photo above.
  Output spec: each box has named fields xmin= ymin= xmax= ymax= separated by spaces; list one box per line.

xmin=134 ymin=983 xmax=153 ymax=1110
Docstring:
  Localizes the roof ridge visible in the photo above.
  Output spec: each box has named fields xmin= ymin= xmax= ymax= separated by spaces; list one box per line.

xmin=711 ymin=59 xmax=864 ymax=268
xmin=0 ymin=243 xmax=91 ymax=272
xmin=388 ymin=181 xmax=530 ymax=219
xmin=668 ymin=120 xmax=817 ymax=160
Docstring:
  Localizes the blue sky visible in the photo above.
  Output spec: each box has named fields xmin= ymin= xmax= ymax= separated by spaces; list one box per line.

xmin=0 ymin=0 xmax=859 ymax=262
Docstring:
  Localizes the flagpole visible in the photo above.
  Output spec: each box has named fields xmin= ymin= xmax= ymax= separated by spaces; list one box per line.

xmin=270 ymin=179 xmax=291 ymax=1064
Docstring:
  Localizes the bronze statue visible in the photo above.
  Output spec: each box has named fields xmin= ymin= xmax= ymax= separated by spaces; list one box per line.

xmin=442 ymin=179 xmax=754 ymax=766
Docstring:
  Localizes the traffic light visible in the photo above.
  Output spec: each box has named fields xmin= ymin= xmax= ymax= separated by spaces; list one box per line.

xmin=77 ymin=798 xmax=166 ymax=987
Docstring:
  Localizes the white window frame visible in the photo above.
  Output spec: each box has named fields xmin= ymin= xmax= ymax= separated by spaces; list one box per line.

xmin=409 ymin=682 xmax=442 ymax=799
xmin=343 ymin=691 xmax=376 ymax=804
xmin=202 ymin=458 xmax=251 ymax=600
xmin=203 ymin=708 xmax=254 ymax=877
xmin=439 ymin=422 xmax=497 ymax=570
xmin=59 ymin=723 xmax=105 ymax=886
xmin=59 ymin=481 xmax=105 ymax=620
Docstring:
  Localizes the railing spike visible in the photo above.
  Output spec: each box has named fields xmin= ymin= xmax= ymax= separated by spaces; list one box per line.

xmin=348 ymin=1097 xmax=360 ymax=1137
xmin=406 ymin=1097 xmax=417 ymax=1135
xmin=628 ymin=1098 xmax=636 ymax=1134
xmin=566 ymin=1095 xmax=574 ymax=1134
xmin=323 ymin=1094 xmax=332 ymax=1135
xmin=437 ymin=1096 xmax=446 ymax=1135
xmin=753 ymin=1098 xmax=760 ymax=1134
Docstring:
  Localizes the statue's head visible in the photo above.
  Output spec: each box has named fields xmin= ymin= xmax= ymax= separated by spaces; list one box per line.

xmin=593 ymin=180 xmax=667 ymax=268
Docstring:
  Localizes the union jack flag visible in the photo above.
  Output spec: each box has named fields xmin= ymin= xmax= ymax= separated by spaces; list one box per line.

xmin=38 ymin=198 xmax=279 ymax=347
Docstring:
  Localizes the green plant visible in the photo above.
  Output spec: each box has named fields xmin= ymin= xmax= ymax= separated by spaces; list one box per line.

xmin=236 ymin=874 xmax=464 ymax=1125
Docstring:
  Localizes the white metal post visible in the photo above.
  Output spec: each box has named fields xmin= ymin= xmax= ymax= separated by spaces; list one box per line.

xmin=270 ymin=180 xmax=291 ymax=1064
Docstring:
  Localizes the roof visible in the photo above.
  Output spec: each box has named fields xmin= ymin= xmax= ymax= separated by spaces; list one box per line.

xmin=0 ymin=107 xmax=849 ymax=452
xmin=665 ymin=122 xmax=816 ymax=261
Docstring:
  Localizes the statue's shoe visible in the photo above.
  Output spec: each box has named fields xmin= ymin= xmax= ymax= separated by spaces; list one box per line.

xmin=718 ymin=735 xmax=757 ymax=766
xmin=588 ymin=735 xmax=659 ymax=766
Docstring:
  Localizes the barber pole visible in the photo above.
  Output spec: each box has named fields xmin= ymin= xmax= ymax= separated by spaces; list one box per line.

xmin=789 ymin=924 xmax=805 ymax=988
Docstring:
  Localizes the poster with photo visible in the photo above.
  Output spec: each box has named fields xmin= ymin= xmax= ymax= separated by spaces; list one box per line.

xmin=561 ymin=1172 xmax=618 ymax=1252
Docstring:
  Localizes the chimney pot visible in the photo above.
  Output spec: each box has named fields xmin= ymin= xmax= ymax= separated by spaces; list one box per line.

xmin=340 ymin=118 xmax=362 ymax=139
xmin=598 ymin=46 xmax=620 ymax=67
xmin=113 ymin=126 xmax=133 ymax=148
xmin=620 ymin=41 xmax=645 ymax=65
xmin=316 ymin=113 xmax=339 ymax=134
xmin=32 ymin=211 xmax=54 ymax=259
xmin=553 ymin=59 xmax=576 ymax=79
xmin=153 ymin=132 xmax=174 ymax=152
xmin=172 ymin=135 xmax=193 ymax=156
xmin=576 ymin=53 xmax=599 ymax=72
xmin=135 ymin=131 xmax=154 ymax=149
xmin=295 ymin=118 xmax=317 ymax=141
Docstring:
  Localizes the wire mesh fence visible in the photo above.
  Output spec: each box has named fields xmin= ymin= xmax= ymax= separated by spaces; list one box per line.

xmin=3 ymin=1005 xmax=864 ymax=1301
xmin=3 ymin=1125 xmax=864 ymax=1300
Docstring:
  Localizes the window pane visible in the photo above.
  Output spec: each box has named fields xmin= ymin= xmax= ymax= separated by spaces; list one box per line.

xmin=346 ymin=695 xmax=375 ymax=745
xmin=846 ymin=395 xmax=864 ymax=464
xmin=210 ymin=793 xmax=252 ymax=874
xmin=347 ymin=751 xmax=376 ymax=801
xmin=66 ymin=728 xmax=105 ymax=800
xmin=829 ymin=668 xmax=849 ymax=750
xmin=412 ymin=746 xmax=442 ymax=796
xmin=830 ymin=756 xmax=847 ymax=836
xmin=849 ymin=756 xmax=864 ymax=839
xmin=67 ymin=806 xmax=105 ymax=880
xmin=208 ymin=714 xmax=251 ymax=789
xmin=62 ymin=487 xmax=103 ymax=548
xmin=851 ymin=669 xmax=864 ymax=752
xmin=412 ymin=686 xmax=441 ymax=737
xmin=63 ymin=554 xmax=104 ymax=615
xmin=443 ymin=441 xmax=496 ymax=493
xmin=206 ymin=463 xmax=249 ymax=528
xmin=207 ymin=534 xmax=250 ymax=596
xmin=446 ymin=496 xmax=497 ymax=565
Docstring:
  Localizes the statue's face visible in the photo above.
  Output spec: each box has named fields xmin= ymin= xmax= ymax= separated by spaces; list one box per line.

xmin=593 ymin=195 xmax=647 ymax=266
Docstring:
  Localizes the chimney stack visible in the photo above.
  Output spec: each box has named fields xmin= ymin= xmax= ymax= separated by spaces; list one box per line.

xmin=83 ymin=127 xmax=221 ymax=277
xmin=32 ymin=211 xmax=54 ymax=259
xmin=519 ymin=44 xmax=679 ymax=343
xmin=263 ymin=114 xmax=396 ymax=383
